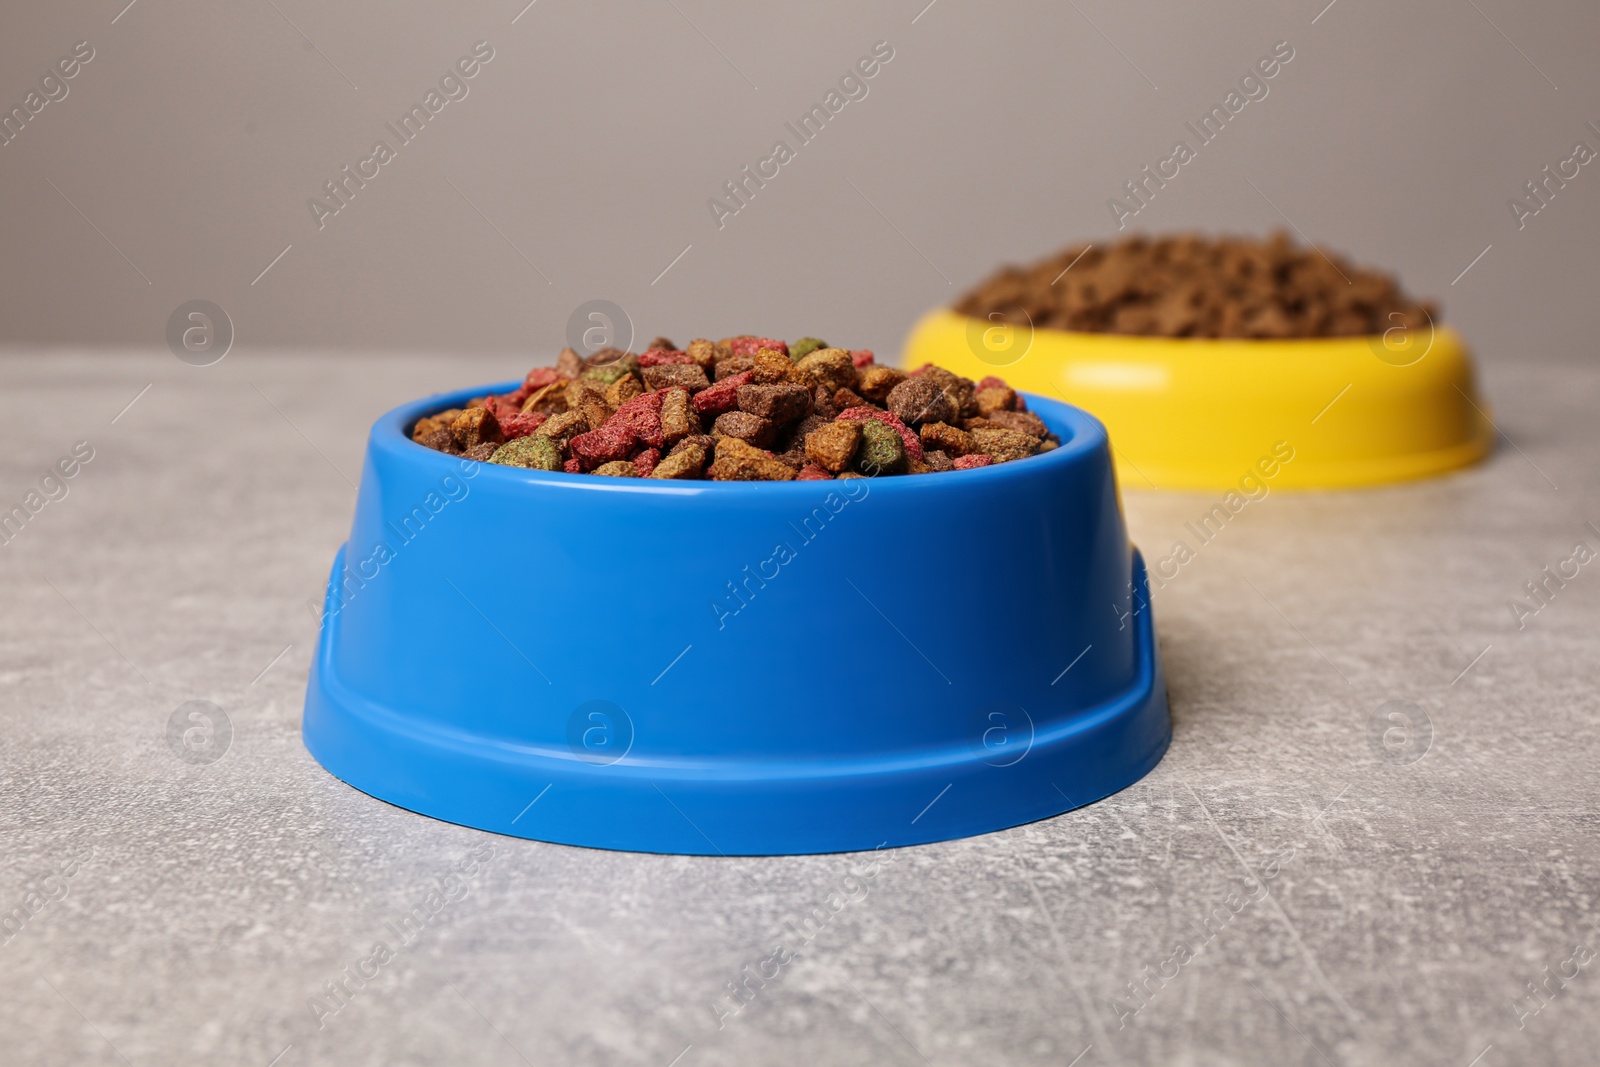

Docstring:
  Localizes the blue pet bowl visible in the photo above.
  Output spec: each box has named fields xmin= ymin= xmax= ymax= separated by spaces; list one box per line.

xmin=302 ymin=381 xmax=1171 ymax=855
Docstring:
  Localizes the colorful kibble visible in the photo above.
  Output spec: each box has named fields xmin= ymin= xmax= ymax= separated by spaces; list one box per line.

xmin=412 ymin=334 xmax=1057 ymax=479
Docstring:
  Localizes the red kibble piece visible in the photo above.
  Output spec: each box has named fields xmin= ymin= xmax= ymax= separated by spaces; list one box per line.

xmin=836 ymin=406 xmax=924 ymax=463
xmin=639 ymin=349 xmax=695 ymax=367
xmin=797 ymin=463 xmax=833 ymax=480
xmin=953 ymin=454 xmax=992 ymax=470
xmin=976 ymin=376 xmax=1009 ymax=392
xmin=631 ymin=447 xmax=662 ymax=476
xmin=524 ymin=367 xmax=565 ymax=390
xmin=563 ymin=457 xmax=582 ymax=473
xmin=907 ymin=362 xmax=936 ymax=377
xmin=691 ymin=370 xmax=753 ymax=416
xmin=729 ymin=337 xmax=788 ymax=357
xmin=613 ymin=390 xmax=666 ymax=448
xmin=851 ymin=349 xmax=875 ymax=367
xmin=569 ymin=423 xmax=636 ymax=469
xmin=498 ymin=410 xmax=548 ymax=440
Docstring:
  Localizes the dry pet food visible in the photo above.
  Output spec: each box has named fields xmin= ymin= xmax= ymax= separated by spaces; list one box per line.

xmin=411 ymin=337 xmax=1060 ymax=480
xmin=953 ymin=231 xmax=1437 ymax=339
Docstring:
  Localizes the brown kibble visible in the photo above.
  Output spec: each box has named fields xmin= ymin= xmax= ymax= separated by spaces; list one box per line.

xmin=578 ymin=400 xmax=611 ymax=432
xmin=920 ymin=421 xmax=974 ymax=457
xmin=418 ymin=427 xmax=461 ymax=455
xmin=593 ymin=460 xmax=638 ymax=477
xmin=737 ymin=382 xmax=811 ymax=422
xmin=915 ymin=366 xmax=976 ymax=418
xmin=659 ymin=387 xmax=700 ymax=444
xmin=805 ymin=420 xmax=863 ymax=472
xmin=833 ymin=387 xmax=867 ymax=411
xmin=605 ymin=375 xmax=643 ymax=409
xmin=887 ymin=377 xmax=956 ymax=425
xmin=857 ymin=365 xmax=907 ymax=403
xmin=556 ymin=347 xmax=584 ymax=377
xmin=713 ymin=410 xmax=776 ymax=447
xmin=952 ymin=231 xmax=1436 ymax=338
xmin=642 ymin=363 xmax=711 ymax=392
xmin=974 ymin=386 xmax=1016 ymax=416
xmin=970 ymin=427 xmax=1039 ymax=463
xmin=813 ymin=386 xmax=839 ymax=420
xmin=451 ymin=406 xmax=503 ymax=450
xmin=923 ymin=449 xmax=954 ymax=472
xmin=646 ymin=336 xmax=676 ymax=352
xmin=978 ymin=409 xmax=1049 ymax=437
xmin=464 ymin=441 xmax=499 ymax=461
xmin=565 ymin=378 xmax=607 ymax=410
xmin=669 ymin=433 xmax=715 ymax=458
xmin=792 ymin=348 xmax=856 ymax=394
xmin=714 ymin=353 xmax=755 ymax=380
xmin=711 ymin=437 xmax=796 ymax=481
xmin=651 ymin=443 xmax=706 ymax=479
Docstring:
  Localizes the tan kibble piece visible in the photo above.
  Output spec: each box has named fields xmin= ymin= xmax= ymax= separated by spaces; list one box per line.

xmin=970 ymin=427 xmax=1039 ymax=463
xmin=520 ymin=380 xmax=566 ymax=414
xmin=686 ymin=338 xmax=728 ymax=369
xmin=793 ymin=348 xmax=856 ymax=394
xmin=579 ymin=400 xmax=611 ymax=432
xmin=920 ymin=421 xmax=974 ymax=457
xmin=565 ymin=378 xmax=607 ymax=410
xmin=660 ymin=387 xmax=699 ymax=444
xmin=857 ymin=365 xmax=907 ymax=403
xmin=451 ymin=406 xmax=503 ymax=450
xmin=651 ymin=443 xmax=706 ymax=479
xmin=534 ymin=410 xmax=585 ymax=444
xmin=805 ymin=420 xmax=863 ymax=472
xmin=593 ymin=460 xmax=638 ymax=477
xmin=605 ymin=375 xmax=643 ymax=409
xmin=412 ymin=415 xmax=450 ymax=440
xmin=711 ymin=437 xmax=796 ymax=481
xmin=750 ymin=349 xmax=796 ymax=384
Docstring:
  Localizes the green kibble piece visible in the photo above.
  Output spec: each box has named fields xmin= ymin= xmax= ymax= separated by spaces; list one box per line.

xmin=489 ymin=435 xmax=561 ymax=471
xmin=580 ymin=362 xmax=634 ymax=386
xmin=790 ymin=337 xmax=828 ymax=360
xmin=856 ymin=419 xmax=906 ymax=475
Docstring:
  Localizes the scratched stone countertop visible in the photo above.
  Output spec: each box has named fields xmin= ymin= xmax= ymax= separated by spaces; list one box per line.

xmin=1 ymin=350 xmax=1596 ymax=1067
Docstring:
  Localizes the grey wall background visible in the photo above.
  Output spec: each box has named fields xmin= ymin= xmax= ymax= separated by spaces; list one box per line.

xmin=0 ymin=0 xmax=1595 ymax=365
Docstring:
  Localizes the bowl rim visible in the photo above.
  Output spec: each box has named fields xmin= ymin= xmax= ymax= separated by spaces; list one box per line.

xmin=376 ymin=378 xmax=1110 ymax=495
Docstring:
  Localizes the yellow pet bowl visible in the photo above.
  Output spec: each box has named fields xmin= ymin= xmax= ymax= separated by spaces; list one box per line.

xmin=904 ymin=309 xmax=1495 ymax=491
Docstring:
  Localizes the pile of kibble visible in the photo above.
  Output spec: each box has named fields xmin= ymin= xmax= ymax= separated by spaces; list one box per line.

xmin=953 ymin=231 xmax=1437 ymax=339
xmin=411 ymin=337 xmax=1058 ymax=480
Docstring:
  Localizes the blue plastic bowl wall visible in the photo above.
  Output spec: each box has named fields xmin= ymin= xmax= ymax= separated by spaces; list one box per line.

xmin=302 ymin=383 xmax=1171 ymax=855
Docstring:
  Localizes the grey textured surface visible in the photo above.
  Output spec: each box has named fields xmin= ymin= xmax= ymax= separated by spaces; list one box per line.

xmin=2 ymin=351 xmax=1598 ymax=1067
